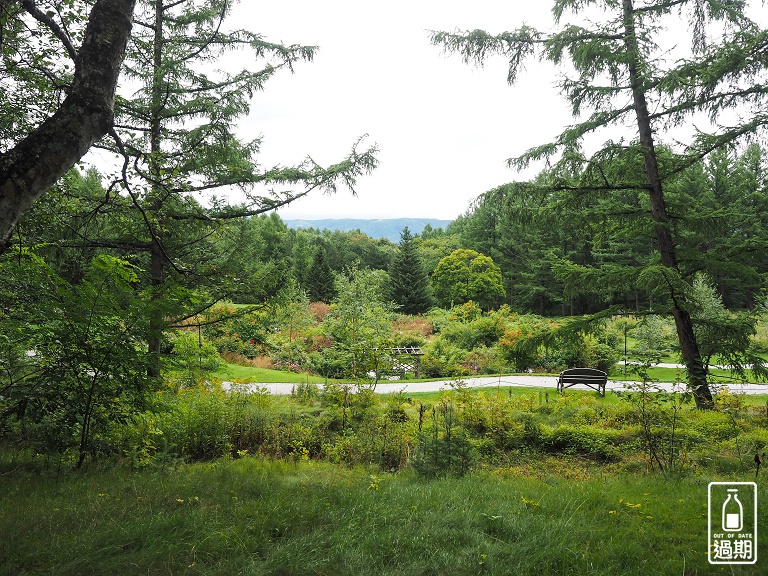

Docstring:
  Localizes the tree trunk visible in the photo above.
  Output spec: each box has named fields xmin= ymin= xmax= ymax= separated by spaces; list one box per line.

xmin=148 ymin=237 xmax=164 ymax=378
xmin=0 ymin=0 xmax=137 ymax=253
xmin=146 ymin=0 xmax=165 ymax=378
xmin=623 ymin=0 xmax=713 ymax=408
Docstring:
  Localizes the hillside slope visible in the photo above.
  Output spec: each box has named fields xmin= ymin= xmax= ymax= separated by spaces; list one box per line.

xmin=283 ymin=218 xmax=452 ymax=242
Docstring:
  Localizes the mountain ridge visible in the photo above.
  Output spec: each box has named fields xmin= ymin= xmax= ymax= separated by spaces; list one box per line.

xmin=283 ymin=218 xmax=452 ymax=242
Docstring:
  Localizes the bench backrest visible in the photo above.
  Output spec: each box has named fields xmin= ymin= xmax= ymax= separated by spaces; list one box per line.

xmin=559 ymin=368 xmax=607 ymax=382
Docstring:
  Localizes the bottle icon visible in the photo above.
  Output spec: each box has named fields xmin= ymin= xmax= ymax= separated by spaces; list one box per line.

xmin=722 ymin=489 xmax=743 ymax=532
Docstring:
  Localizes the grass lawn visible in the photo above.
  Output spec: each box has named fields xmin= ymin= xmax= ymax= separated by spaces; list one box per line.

xmin=211 ymin=360 xmax=768 ymax=392
xmin=210 ymin=361 xmax=334 ymax=384
xmin=610 ymin=365 xmax=749 ymax=385
xmin=402 ymin=385 xmax=768 ymax=409
xmin=1 ymin=458 xmax=765 ymax=576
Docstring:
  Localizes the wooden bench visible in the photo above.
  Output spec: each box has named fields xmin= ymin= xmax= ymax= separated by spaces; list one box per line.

xmin=556 ymin=368 xmax=608 ymax=396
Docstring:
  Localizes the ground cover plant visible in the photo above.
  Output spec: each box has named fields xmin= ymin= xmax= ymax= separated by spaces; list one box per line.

xmin=1 ymin=456 xmax=766 ymax=575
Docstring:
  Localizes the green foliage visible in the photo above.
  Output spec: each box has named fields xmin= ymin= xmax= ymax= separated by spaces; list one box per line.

xmin=617 ymin=381 xmax=688 ymax=474
xmin=0 ymin=251 xmax=153 ymax=467
xmin=432 ymin=0 xmax=768 ymax=407
xmin=306 ymin=245 xmax=337 ymax=303
xmin=688 ymin=272 xmax=768 ymax=382
xmin=12 ymin=1 xmax=378 ymax=385
xmin=431 ymin=249 xmax=506 ymax=310
xmin=497 ymin=315 xmax=619 ymax=373
xmin=496 ymin=315 xmax=550 ymax=371
xmin=630 ymin=315 xmax=674 ymax=365
xmin=421 ymin=336 xmax=473 ymax=378
xmin=201 ymin=303 xmax=273 ymax=358
xmin=291 ymin=382 xmax=321 ymax=404
xmin=540 ymin=425 xmax=620 ymax=461
xmin=166 ymin=331 xmax=221 ymax=389
xmin=388 ymin=227 xmax=433 ymax=314
xmin=160 ymin=385 xmax=232 ymax=461
xmin=324 ymin=266 xmax=396 ymax=383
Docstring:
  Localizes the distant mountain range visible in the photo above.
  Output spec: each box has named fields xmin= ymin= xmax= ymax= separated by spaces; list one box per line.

xmin=282 ymin=218 xmax=453 ymax=242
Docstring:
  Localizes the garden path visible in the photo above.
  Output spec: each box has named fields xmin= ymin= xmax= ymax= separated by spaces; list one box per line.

xmin=223 ymin=368 xmax=768 ymax=396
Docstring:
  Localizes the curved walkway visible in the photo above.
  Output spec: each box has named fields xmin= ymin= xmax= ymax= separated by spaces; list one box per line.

xmin=223 ymin=372 xmax=768 ymax=396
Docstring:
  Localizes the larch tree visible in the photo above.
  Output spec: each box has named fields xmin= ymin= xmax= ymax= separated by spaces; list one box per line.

xmin=431 ymin=0 xmax=768 ymax=408
xmin=70 ymin=0 xmax=376 ymax=375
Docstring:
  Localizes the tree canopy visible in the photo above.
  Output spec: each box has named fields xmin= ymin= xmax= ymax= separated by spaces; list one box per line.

xmin=431 ymin=249 xmax=505 ymax=310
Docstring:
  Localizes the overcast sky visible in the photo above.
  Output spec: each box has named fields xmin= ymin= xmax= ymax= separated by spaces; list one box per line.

xmin=227 ymin=1 xmax=767 ymax=222
xmin=231 ymin=1 xmax=568 ymax=221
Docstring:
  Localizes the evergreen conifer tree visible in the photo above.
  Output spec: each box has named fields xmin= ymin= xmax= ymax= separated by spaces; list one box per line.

xmin=307 ymin=246 xmax=336 ymax=303
xmin=388 ymin=227 xmax=433 ymax=315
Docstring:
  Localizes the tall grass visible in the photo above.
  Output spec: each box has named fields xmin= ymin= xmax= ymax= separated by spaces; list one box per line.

xmin=1 ymin=458 xmax=764 ymax=575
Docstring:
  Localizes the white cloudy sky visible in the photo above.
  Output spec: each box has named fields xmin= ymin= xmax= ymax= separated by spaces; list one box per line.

xmin=231 ymin=1 xmax=567 ymax=220
xmin=224 ymin=1 xmax=766 ymax=221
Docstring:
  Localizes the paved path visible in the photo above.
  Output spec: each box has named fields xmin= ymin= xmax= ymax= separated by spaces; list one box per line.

xmin=223 ymin=372 xmax=768 ymax=396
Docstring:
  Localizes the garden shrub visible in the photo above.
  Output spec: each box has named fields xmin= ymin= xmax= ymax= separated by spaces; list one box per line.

xmin=440 ymin=311 xmax=505 ymax=350
xmin=541 ymin=425 xmax=621 ymax=460
xmin=105 ymin=412 xmax=167 ymax=469
xmin=203 ymin=305 xmax=274 ymax=359
xmin=498 ymin=319 xmax=544 ymax=372
xmin=321 ymin=417 xmax=412 ymax=470
xmin=686 ymin=410 xmax=740 ymax=442
xmin=270 ymin=338 xmax=309 ymax=373
xmin=421 ymin=336 xmax=472 ymax=378
xmin=390 ymin=315 xmax=432 ymax=347
xmin=520 ymin=413 xmax=544 ymax=447
xmin=571 ymin=407 xmax=601 ymax=427
xmin=292 ymin=382 xmax=321 ymax=405
xmin=734 ymin=428 xmax=768 ymax=456
xmin=226 ymin=385 xmax=272 ymax=455
xmin=307 ymin=348 xmax=349 ymax=379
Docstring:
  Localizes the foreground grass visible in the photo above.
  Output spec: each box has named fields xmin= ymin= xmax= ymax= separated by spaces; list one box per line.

xmin=1 ymin=458 xmax=765 ymax=576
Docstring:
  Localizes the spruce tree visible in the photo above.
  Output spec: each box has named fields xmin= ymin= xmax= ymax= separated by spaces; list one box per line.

xmin=307 ymin=246 xmax=336 ymax=303
xmin=388 ymin=227 xmax=433 ymax=315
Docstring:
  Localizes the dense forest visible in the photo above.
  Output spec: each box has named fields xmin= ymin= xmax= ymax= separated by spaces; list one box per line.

xmin=18 ymin=141 xmax=768 ymax=318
